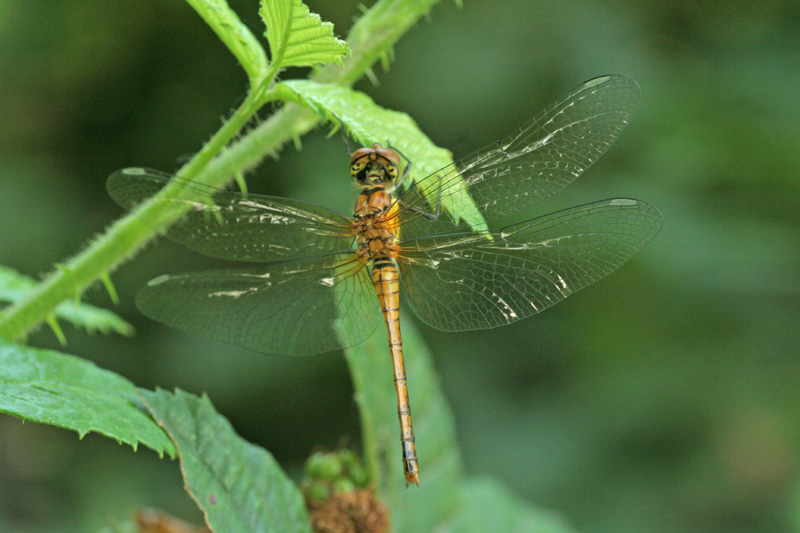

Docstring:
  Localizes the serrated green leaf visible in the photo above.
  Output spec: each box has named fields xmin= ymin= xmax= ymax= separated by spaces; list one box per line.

xmin=0 ymin=265 xmax=134 ymax=337
xmin=185 ymin=0 xmax=268 ymax=82
xmin=344 ymin=320 xmax=462 ymax=531
xmin=274 ymin=79 xmax=487 ymax=232
xmin=275 ymin=79 xmax=451 ymax=171
xmin=0 ymin=339 xmax=175 ymax=457
xmin=448 ymin=478 xmax=575 ymax=533
xmin=260 ymin=0 xmax=349 ymax=69
xmin=140 ymin=388 xmax=311 ymax=533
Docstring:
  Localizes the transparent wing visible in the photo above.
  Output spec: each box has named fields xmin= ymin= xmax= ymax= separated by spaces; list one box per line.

xmin=107 ymin=168 xmax=355 ymax=262
xmin=398 ymin=199 xmax=662 ymax=331
xmin=395 ymin=75 xmax=641 ymax=237
xmin=135 ymin=254 xmax=381 ymax=356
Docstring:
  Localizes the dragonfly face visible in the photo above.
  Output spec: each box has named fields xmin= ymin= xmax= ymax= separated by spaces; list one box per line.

xmin=107 ymin=75 xmax=663 ymax=487
xmin=349 ymin=143 xmax=402 ymax=187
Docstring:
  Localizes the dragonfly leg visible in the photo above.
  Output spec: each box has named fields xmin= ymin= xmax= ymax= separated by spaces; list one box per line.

xmin=412 ymin=179 xmax=444 ymax=222
xmin=388 ymin=144 xmax=413 ymax=189
xmin=332 ymin=113 xmax=353 ymax=155
xmin=395 ymin=175 xmax=445 ymax=223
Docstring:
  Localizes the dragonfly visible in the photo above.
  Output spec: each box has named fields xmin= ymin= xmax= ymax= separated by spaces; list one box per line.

xmin=107 ymin=74 xmax=663 ymax=487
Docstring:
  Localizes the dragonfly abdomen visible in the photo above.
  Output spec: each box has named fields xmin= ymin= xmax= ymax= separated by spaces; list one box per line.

xmin=371 ymin=254 xmax=419 ymax=486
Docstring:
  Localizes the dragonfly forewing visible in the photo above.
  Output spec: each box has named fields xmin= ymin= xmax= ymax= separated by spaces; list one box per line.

xmin=394 ymin=75 xmax=641 ymax=238
xmin=107 ymin=168 xmax=356 ymax=262
xmin=135 ymin=254 xmax=382 ymax=356
xmin=398 ymin=198 xmax=662 ymax=331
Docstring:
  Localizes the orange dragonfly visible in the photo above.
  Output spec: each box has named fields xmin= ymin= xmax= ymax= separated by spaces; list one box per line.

xmin=108 ymin=75 xmax=662 ymax=486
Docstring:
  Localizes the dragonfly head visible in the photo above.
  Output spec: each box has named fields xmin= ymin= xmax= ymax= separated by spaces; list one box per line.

xmin=349 ymin=144 xmax=402 ymax=188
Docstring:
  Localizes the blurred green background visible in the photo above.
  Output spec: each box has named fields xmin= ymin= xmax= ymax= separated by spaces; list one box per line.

xmin=2 ymin=0 xmax=799 ymax=531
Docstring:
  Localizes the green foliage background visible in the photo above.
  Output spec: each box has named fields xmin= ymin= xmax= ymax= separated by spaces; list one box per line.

xmin=1 ymin=0 xmax=799 ymax=531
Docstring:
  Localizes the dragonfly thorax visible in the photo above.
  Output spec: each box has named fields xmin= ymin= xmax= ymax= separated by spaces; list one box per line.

xmin=349 ymin=144 xmax=401 ymax=188
xmin=353 ymin=187 xmax=400 ymax=261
